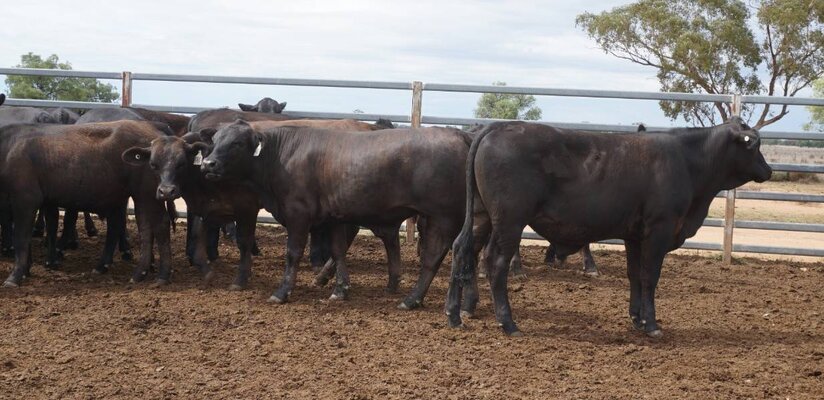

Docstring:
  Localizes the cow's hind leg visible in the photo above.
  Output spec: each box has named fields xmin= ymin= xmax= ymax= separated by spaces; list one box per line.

xmin=58 ymin=209 xmax=79 ymax=251
xmin=1 ymin=207 xmax=14 ymax=257
xmin=83 ymin=212 xmax=98 ymax=237
xmin=581 ymin=244 xmax=598 ymax=276
xmin=329 ymin=224 xmax=352 ymax=301
xmin=43 ymin=206 xmax=61 ymax=270
xmin=447 ymin=211 xmax=491 ymax=323
xmin=486 ymin=227 xmax=525 ymax=336
xmin=32 ymin=208 xmax=45 ymax=238
xmin=399 ymin=216 xmax=458 ymax=310
xmin=94 ymin=208 xmax=122 ymax=275
xmin=4 ymin=206 xmax=38 ymax=287
xmin=371 ymin=225 xmax=402 ymax=293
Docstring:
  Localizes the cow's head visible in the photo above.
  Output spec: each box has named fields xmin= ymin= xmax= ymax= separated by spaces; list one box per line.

xmin=714 ymin=117 xmax=772 ymax=188
xmin=238 ymin=97 xmax=286 ymax=114
xmin=122 ymin=135 xmax=211 ymax=200
xmin=200 ymin=120 xmax=261 ymax=181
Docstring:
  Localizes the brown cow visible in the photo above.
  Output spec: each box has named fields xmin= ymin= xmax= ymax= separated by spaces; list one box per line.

xmin=0 ymin=121 xmax=174 ymax=287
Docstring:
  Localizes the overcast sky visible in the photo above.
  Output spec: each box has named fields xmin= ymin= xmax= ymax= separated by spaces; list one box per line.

xmin=0 ymin=0 xmax=815 ymax=131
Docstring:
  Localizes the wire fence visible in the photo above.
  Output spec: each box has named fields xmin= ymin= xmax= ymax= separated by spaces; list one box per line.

xmin=1 ymin=67 xmax=823 ymax=260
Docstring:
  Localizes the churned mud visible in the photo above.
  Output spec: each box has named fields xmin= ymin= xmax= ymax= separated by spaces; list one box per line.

xmin=1 ymin=221 xmax=822 ymax=399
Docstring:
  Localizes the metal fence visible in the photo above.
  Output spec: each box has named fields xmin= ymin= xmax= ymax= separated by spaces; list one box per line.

xmin=2 ymin=67 xmax=823 ymax=261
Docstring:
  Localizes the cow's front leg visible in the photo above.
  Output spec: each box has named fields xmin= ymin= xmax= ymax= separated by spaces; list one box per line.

xmin=268 ymin=222 xmax=309 ymax=304
xmin=229 ymin=213 xmax=257 ymax=290
xmin=636 ymin=231 xmax=669 ymax=338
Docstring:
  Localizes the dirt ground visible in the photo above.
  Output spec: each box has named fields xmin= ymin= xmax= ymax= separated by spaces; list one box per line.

xmin=1 ymin=222 xmax=823 ymax=399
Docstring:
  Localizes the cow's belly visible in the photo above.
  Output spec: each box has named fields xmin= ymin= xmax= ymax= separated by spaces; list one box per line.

xmin=530 ymin=200 xmax=636 ymax=244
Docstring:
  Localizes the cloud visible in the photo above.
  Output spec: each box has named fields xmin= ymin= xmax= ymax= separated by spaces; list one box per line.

xmin=0 ymin=0 xmax=813 ymax=131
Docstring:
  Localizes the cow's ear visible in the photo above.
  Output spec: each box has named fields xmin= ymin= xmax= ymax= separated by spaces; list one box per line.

xmin=185 ymin=141 xmax=211 ymax=156
xmin=238 ymin=103 xmax=256 ymax=112
xmin=274 ymin=102 xmax=286 ymax=113
xmin=122 ymin=147 xmax=151 ymax=166
xmin=198 ymin=128 xmax=217 ymax=143
xmin=636 ymin=124 xmax=646 ymax=132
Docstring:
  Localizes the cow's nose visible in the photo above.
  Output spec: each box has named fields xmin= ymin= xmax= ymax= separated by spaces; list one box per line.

xmin=201 ymin=158 xmax=216 ymax=170
xmin=156 ymin=185 xmax=178 ymax=200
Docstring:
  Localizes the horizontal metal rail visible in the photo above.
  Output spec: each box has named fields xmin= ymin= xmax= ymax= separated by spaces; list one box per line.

xmin=131 ymin=73 xmax=413 ymax=90
xmin=702 ymin=218 xmax=824 ymax=233
xmin=0 ymin=67 xmax=121 ymax=80
xmin=2 ymin=98 xmax=119 ymax=109
xmin=132 ymin=103 xmax=411 ymax=123
xmin=423 ymin=83 xmax=734 ymax=102
xmin=721 ymin=191 xmax=824 ymax=203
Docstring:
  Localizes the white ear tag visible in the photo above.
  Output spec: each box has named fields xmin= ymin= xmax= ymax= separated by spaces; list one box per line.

xmin=253 ymin=142 xmax=262 ymax=157
xmin=744 ymin=136 xmax=751 ymax=143
xmin=193 ymin=150 xmax=203 ymax=166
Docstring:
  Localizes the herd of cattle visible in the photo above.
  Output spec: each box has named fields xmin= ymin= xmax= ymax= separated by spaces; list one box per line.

xmin=0 ymin=92 xmax=772 ymax=338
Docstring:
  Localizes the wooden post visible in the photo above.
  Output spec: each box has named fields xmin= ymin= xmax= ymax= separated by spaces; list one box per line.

xmin=405 ymin=81 xmax=423 ymax=244
xmin=121 ymin=71 xmax=132 ymax=107
xmin=722 ymin=94 xmax=742 ymax=265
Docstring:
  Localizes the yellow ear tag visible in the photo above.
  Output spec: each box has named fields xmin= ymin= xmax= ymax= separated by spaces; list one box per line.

xmin=253 ymin=142 xmax=262 ymax=157
xmin=193 ymin=150 xmax=203 ymax=166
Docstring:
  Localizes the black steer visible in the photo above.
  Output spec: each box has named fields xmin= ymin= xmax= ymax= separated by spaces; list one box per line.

xmin=238 ymin=97 xmax=287 ymax=114
xmin=200 ymin=121 xmax=470 ymax=305
xmin=446 ymin=118 xmax=772 ymax=337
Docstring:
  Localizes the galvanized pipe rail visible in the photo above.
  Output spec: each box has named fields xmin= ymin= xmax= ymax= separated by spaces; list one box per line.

xmin=2 ymin=67 xmax=823 ymax=260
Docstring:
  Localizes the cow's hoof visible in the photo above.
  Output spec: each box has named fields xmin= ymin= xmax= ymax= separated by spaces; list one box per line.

xmin=329 ymin=288 xmax=348 ymax=301
xmin=31 ymin=230 xmax=44 ymax=238
xmin=86 ymin=229 xmax=98 ymax=237
xmin=202 ymin=270 xmax=215 ymax=283
xmin=121 ymin=251 xmax=134 ymax=261
xmin=446 ymin=312 xmax=463 ymax=328
xmin=313 ymin=275 xmax=330 ymax=287
xmin=384 ymin=285 xmax=399 ymax=294
xmin=582 ymin=270 xmax=600 ymax=277
xmin=228 ymin=283 xmax=245 ymax=291
xmin=459 ymin=310 xmax=475 ymax=320
xmin=646 ymin=329 xmax=664 ymax=339
xmin=267 ymin=295 xmax=286 ymax=304
xmin=507 ymin=330 xmax=524 ymax=337
xmin=151 ymin=279 xmax=170 ymax=288
xmin=2 ymin=279 xmax=19 ymax=288
xmin=45 ymin=262 xmax=61 ymax=271
xmin=512 ymin=272 xmax=527 ymax=281
xmin=398 ymin=297 xmax=422 ymax=310
xmin=92 ymin=265 xmax=110 ymax=275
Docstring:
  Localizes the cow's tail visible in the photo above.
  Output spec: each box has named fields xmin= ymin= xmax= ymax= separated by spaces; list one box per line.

xmin=452 ymin=123 xmax=496 ymax=286
xmin=166 ymin=200 xmax=177 ymax=233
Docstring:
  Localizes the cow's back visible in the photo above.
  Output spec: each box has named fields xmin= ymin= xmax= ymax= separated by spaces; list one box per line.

xmin=190 ymin=109 xmax=298 ymax=132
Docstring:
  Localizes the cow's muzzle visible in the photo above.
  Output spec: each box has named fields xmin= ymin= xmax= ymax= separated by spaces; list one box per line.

xmin=200 ymin=158 xmax=223 ymax=180
xmin=156 ymin=184 xmax=180 ymax=201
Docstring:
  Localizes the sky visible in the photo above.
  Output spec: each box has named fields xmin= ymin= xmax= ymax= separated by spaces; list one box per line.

xmin=0 ymin=0 xmax=816 ymax=132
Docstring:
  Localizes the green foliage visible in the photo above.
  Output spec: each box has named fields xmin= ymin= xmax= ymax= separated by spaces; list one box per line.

xmin=474 ymin=82 xmax=542 ymax=121
xmin=5 ymin=53 xmax=119 ymax=102
xmin=806 ymin=78 xmax=824 ymax=132
xmin=577 ymin=0 xmax=824 ymax=128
